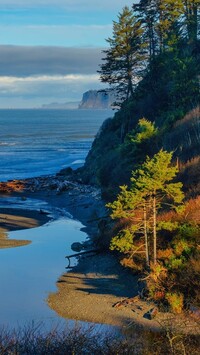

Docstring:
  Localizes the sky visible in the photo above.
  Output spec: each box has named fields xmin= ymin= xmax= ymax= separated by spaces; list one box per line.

xmin=0 ymin=0 xmax=135 ymax=108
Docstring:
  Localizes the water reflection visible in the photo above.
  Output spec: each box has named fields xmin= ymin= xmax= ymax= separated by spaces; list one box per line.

xmin=0 ymin=217 xmax=86 ymax=327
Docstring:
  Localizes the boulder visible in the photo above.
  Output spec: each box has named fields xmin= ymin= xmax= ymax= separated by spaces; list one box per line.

xmin=71 ymin=242 xmax=83 ymax=252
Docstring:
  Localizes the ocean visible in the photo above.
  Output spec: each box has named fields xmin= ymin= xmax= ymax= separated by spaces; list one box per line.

xmin=0 ymin=109 xmax=112 ymax=182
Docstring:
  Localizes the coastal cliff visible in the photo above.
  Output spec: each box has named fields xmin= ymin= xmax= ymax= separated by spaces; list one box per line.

xmin=78 ymin=90 xmax=115 ymax=109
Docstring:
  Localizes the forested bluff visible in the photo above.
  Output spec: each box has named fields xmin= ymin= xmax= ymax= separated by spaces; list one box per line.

xmin=72 ymin=1 xmax=200 ymax=328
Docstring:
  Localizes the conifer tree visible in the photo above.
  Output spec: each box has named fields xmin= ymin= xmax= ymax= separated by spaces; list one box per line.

xmin=98 ymin=6 xmax=146 ymax=104
xmin=107 ymin=185 xmax=150 ymax=266
xmin=108 ymin=150 xmax=184 ymax=267
xmin=133 ymin=0 xmax=158 ymax=60
xmin=131 ymin=150 xmax=184 ymax=264
xmin=156 ymin=0 xmax=184 ymax=51
xmin=183 ymin=0 xmax=200 ymax=45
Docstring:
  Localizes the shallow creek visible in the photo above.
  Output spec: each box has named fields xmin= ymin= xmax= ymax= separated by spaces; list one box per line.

xmin=0 ymin=197 xmax=88 ymax=328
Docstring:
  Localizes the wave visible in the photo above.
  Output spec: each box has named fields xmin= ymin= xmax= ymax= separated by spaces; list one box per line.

xmin=0 ymin=142 xmax=17 ymax=146
xmin=71 ymin=159 xmax=85 ymax=165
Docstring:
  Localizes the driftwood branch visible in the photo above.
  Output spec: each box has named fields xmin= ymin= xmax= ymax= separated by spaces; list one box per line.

xmin=65 ymin=249 xmax=100 ymax=268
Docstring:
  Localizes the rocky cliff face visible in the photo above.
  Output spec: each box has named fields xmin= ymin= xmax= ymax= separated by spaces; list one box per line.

xmin=79 ymin=90 xmax=115 ymax=109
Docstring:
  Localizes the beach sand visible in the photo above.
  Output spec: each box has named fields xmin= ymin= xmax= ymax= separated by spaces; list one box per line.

xmin=0 ymin=208 xmax=49 ymax=248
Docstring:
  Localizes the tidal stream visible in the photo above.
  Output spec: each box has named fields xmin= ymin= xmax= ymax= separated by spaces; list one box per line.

xmin=0 ymin=198 xmax=87 ymax=328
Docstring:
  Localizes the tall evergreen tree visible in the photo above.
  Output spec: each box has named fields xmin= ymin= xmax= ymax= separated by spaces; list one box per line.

xmin=156 ymin=0 xmax=184 ymax=51
xmin=108 ymin=150 xmax=184 ymax=266
xmin=98 ymin=6 xmax=146 ymax=104
xmin=183 ymin=0 xmax=200 ymax=45
xmin=131 ymin=150 xmax=184 ymax=264
xmin=133 ymin=0 xmax=158 ymax=60
xmin=107 ymin=185 xmax=151 ymax=267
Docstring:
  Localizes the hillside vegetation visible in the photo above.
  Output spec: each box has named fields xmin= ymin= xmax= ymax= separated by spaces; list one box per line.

xmin=80 ymin=1 xmax=200 ymax=199
xmin=77 ymin=1 xmax=200 ymax=318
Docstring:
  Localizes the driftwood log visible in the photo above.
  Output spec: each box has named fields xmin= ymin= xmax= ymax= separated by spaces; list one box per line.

xmin=65 ymin=249 xmax=100 ymax=268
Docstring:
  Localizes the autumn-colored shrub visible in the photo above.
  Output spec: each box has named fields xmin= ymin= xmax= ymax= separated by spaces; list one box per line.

xmin=183 ymin=196 xmax=200 ymax=224
xmin=157 ymin=248 xmax=174 ymax=261
xmin=166 ymin=292 xmax=184 ymax=314
xmin=158 ymin=196 xmax=200 ymax=225
xmin=146 ymin=263 xmax=168 ymax=300
xmin=153 ymin=290 xmax=166 ymax=301
xmin=120 ymin=256 xmax=144 ymax=272
xmin=179 ymin=254 xmax=200 ymax=306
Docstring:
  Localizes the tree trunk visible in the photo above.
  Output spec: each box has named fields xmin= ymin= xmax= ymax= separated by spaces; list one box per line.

xmin=144 ymin=203 xmax=150 ymax=267
xmin=153 ymin=194 xmax=157 ymax=265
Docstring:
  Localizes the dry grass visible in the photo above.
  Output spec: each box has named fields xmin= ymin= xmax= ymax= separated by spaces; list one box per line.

xmin=0 ymin=322 xmax=199 ymax=355
xmin=163 ymin=106 xmax=200 ymax=163
xmin=158 ymin=196 xmax=200 ymax=225
xmin=179 ymin=156 xmax=200 ymax=171
xmin=178 ymin=157 xmax=200 ymax=196
xmin=174 ymin=107 xmax=200 ymax=127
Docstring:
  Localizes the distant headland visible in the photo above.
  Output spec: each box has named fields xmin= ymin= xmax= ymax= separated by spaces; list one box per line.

xmin=78 ymin=90 xmax=115 ymax=109
xmin=41 ymin=90 xmax=115 ymax=110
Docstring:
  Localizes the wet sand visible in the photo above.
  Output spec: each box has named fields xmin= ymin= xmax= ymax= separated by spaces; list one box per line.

xmin=48 ymin=252 xmax=143 ymax=328
xmin=0 ymin=208 xmax=49 ymax=248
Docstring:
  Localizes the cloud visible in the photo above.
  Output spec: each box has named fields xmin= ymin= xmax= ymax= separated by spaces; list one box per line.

xmin=0 ymin=74 xmax=103 ymax=107
xmin=0 ymin=45 xmax=106 ymax=107
xmin=0 ymin=45 xmax=104 ymax=77
xmin=0 ymin=74 xmax=99 ymax=84
xmin=0 ymin=74 xmax=100 ymax=97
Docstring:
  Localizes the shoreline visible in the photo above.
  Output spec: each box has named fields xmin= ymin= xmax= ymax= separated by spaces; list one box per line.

xmin=0 ymin=176 xmax=200 ymax=333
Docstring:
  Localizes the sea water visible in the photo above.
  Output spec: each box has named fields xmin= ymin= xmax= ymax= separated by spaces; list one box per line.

xmin=0 ymin=109 xmax=113 ymax=181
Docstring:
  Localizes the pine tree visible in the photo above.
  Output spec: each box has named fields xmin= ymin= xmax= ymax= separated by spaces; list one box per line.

xmin=107 ymin=185 xmax=150 ymax=266
xmin=133 ymin=0 xmax=158 ymax=60
xmin=131 ymin=150 xmax=184 ymax=264
xmin=156 ymin=0 xmax=184 ymax=51
xmin=183 ymin=0 xmax=200 ymax=45
xmin=98 ymin=6 xmax=146 ymax=104
xmin=107 ymin=150 xmax=184 ymax=267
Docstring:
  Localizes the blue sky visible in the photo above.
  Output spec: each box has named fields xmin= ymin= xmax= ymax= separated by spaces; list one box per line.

xmin=0 ymin=0 xmax=135 ymax=107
